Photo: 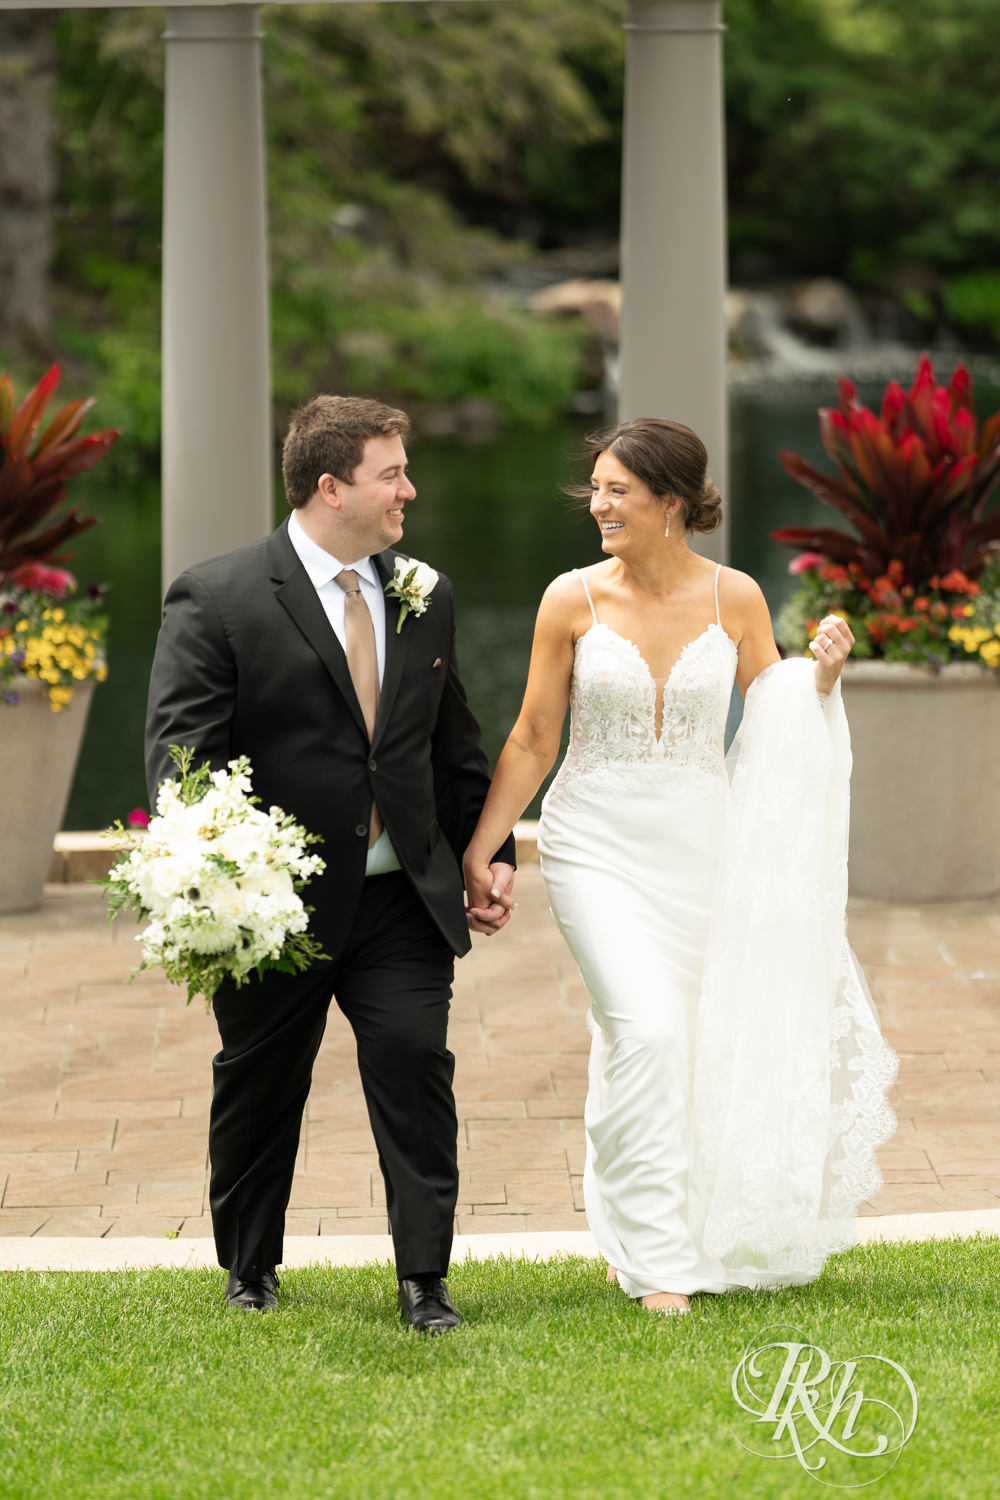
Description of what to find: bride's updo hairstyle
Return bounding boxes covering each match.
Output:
[578,417,723,534]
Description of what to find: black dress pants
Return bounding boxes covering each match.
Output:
[208,871,457,1280]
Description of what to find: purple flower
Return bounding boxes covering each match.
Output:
[2,690,19,706]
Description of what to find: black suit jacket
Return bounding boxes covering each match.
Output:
[145,519,513,960]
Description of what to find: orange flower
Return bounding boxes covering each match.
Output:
[914,597,930,611]
[940,569,979,595]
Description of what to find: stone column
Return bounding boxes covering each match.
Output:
[161,6,272,589]
[618,0,728,561]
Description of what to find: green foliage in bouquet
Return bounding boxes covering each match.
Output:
[105,747,329,1009]
[773,357,1000,670]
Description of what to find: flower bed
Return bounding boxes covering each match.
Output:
[773,355,1000,670]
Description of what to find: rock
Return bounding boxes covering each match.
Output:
[785,278,869,347]
[528,278,622,344]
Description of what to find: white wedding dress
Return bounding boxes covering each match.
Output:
[537,567,898,1299]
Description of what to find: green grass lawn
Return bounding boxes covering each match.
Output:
[1,1239,997,1500]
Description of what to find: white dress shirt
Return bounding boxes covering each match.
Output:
[287,511,400,875]
[287,510,389,684]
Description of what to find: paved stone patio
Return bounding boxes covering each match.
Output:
[1,855,999,1242]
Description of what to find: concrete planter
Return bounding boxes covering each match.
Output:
[0,677,95,915]
[842,660,1000,900]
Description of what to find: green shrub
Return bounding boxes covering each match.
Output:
[942,269,1000,340]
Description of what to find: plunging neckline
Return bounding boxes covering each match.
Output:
[576,621,734,744]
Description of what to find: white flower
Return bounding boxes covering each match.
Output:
[385,556,439,633]
[137,852,200,911]
[215,813,270,868]
[104,748,327,1005]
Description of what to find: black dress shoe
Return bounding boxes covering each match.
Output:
[224,1268,279,1312]
[397,1275,463,1333]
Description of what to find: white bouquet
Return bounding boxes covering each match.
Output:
[104,746,327,1007]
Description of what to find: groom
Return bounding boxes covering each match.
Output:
[145,394,515,1330]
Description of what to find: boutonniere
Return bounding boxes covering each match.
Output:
[385,557,439,634]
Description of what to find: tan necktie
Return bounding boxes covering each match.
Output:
[335,568,382,847]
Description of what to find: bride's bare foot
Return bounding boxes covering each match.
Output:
[641,1291,690,1316]
[606,1264,618,1283]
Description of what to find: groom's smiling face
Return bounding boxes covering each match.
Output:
[322,434,417,559]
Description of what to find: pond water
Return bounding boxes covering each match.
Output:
[58,365,1000,827]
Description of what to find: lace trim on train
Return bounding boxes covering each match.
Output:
[689,943,898,1278]
[685,658,897,1280]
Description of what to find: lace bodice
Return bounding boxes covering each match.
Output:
[553,569,738,784]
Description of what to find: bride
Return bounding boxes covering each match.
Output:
[464,417,897,1315]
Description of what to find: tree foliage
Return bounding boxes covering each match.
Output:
[47,2,626,435]
[30,0,1000,451]
[724,0,1000,292]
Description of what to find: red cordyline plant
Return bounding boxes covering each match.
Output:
[0,367,120,708]
[772,355,1000,586]
[0,364,120,590]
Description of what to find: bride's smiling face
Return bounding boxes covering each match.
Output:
[589,450,671,553]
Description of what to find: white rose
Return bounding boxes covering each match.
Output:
[404,558,438,595]
[243,866,295,902]
[216,817,269,869]
[147,854,200,905]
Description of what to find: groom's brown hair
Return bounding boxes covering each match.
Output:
[282,395,410,508]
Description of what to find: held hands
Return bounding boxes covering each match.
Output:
[810,613,855,694]
[464,859,515,936]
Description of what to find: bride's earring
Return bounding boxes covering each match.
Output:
[664,512,671,539]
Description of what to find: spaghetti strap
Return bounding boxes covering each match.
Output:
[713,563,722,627]
[574,567,599,624]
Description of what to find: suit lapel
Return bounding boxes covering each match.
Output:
[268,522,368,741]
[373,549,407,749]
